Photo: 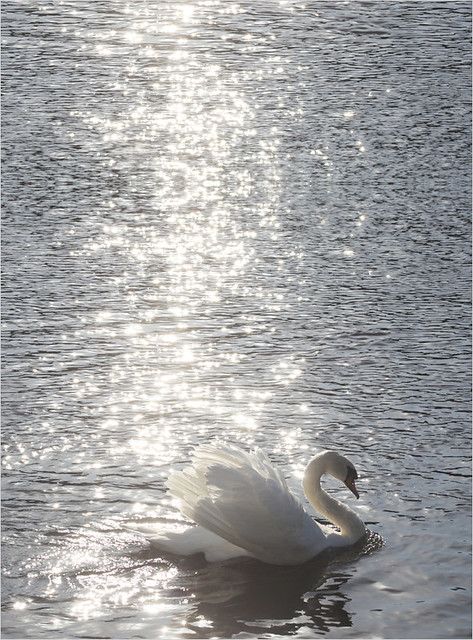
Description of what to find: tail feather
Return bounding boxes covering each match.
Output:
[147,525,251,562]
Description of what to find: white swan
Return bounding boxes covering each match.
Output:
[145,442,366,565]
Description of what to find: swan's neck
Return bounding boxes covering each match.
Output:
[303,457,366,545]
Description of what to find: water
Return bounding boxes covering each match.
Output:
[2,1,471,638]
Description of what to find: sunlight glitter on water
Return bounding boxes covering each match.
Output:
[67,1,287,468]
[2,0,471,638]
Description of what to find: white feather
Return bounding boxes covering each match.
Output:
[165,442,326,565]
[132,442,366,565]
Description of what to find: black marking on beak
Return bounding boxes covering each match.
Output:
[344,467,359,499]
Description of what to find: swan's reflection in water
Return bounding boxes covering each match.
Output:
[180,556,350,637]
[159,531,383,637]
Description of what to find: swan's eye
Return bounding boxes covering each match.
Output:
[345,466,357,482]
[344,466,359,499]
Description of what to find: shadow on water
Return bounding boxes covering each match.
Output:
[155,531,384,638]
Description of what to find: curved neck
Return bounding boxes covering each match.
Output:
[303,456,365,545]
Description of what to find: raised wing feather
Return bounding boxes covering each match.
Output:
[166,442,325,564]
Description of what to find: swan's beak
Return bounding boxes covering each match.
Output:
[344,466,359,499]
[344,478,359,499]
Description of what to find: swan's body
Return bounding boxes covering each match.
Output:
[144,442,366,565]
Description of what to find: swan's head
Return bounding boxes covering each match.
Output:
[311,450,360,499]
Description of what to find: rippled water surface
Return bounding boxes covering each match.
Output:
[2,1,471,638]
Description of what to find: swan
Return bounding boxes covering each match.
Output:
[143,442,366,566]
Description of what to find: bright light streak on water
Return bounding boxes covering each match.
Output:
[2,1,471,639]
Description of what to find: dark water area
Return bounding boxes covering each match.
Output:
[2,1,471,638]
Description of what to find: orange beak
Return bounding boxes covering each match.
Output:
[344,478,359,499]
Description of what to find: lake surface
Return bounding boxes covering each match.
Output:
[2,1,471,638]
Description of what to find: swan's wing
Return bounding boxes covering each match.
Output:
[167,442,325,564]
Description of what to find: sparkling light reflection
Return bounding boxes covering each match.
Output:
[3,1,471,638]
[66,0,293,478]
[37,4,303,625]
[4,0,388,635]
